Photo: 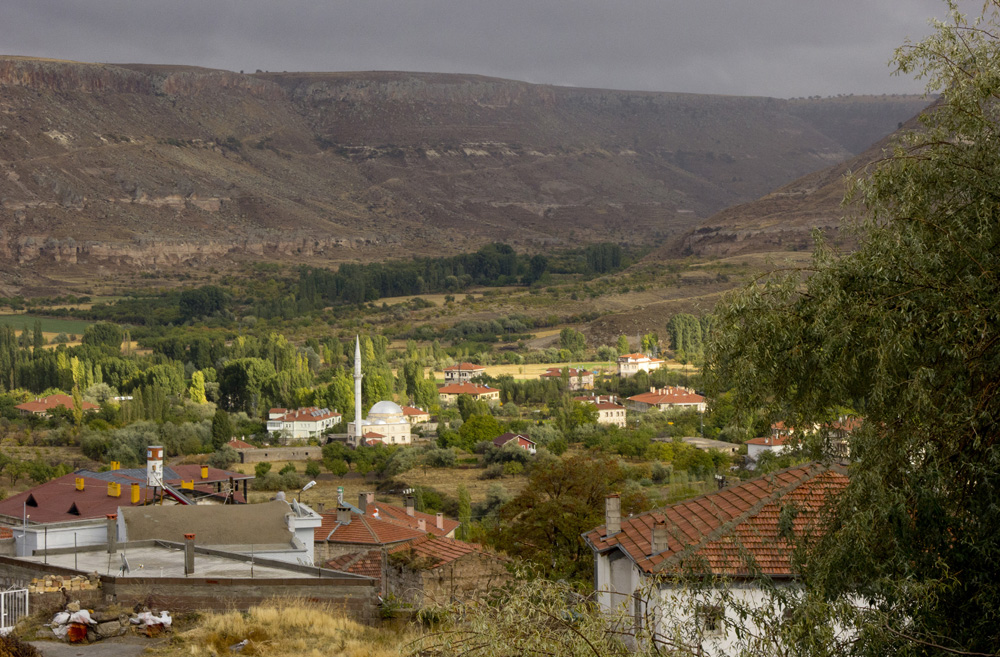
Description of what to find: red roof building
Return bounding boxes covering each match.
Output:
[627,386,706,413]
[585,463,846,579]
[492,432,537,454]
[266,406,341,443]
[15,394,98,417]
[227,438,256,450]
[0,465,253,526]
[437,382,500,403]
[540,367,595,390]
[442,362,486,383]
[401,406,431,423]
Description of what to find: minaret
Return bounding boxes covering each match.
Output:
[354,336,363,444]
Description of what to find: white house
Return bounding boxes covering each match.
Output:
[594,402,627,427]
[266,407,341,442]
[617,353,664,377]
[539,367,595,390]
[442,362,486,383]
[583,463,848,655]
[347,401,412,447]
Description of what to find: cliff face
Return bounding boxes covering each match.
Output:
[0,57,931,287]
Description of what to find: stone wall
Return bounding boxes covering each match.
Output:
[386,552,510,607]
[238,446,321,463]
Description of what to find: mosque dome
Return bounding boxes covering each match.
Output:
[368,401,404,417]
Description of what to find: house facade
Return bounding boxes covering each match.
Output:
[539,367,595,390]
[492,432,537,454]
[266,407,341,442]
[617,353,664,377]
[627,386,706,413]
[442,362,486,383]
[583,463,848,655]
[437,382,500,404]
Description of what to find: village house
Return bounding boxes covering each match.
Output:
[327,533,510,606]
[15,394,98,418]
[492,432,537,454]
[627,386,706,413]
[401,405,431,424]
[442,362,486,383]
[0,447,253,557]
[314,493,459,563]
[539,366,595,390]
[266,407,341,443]
[347,401,412,447]
[617,353,664,377]
[583,463,848,655]
[437,382,501,404]
[574,395,627,427]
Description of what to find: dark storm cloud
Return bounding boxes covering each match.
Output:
[2,0,949,97]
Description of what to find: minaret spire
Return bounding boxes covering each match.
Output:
[354,335,363,444]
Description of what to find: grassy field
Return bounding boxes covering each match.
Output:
[0,314,92,335]
[480,361,615,379]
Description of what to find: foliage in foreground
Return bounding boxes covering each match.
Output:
[708,3,1000,655]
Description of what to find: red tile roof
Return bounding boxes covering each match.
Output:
[325,535,495,581]
[402,406,429,416]
[315,511,427,545]
[16,394,98,414]
[584,463,847,578]
[618,353,663,362]
[437,382,499,396]
[628,387,704,406]
[368,501,461,538]
[0,466,251,524]
[746,435,791,446]
[594,402,625,410]
[540,367,591,378]
[270,406,340,422]
[227,438,256,449]
[443,363,485,372]
[492,432,535,448]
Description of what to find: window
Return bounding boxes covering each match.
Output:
[696,603,725,635]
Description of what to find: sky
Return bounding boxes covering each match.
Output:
[3,0,950,98]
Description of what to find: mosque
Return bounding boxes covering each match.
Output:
[346,337,412,448]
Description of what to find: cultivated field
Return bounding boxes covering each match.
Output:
[0,314,92,335]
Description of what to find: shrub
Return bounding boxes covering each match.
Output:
[279,463,296,475]
[255,462,272,478]
[207,445,238,470]
[305,460,321,477]
[502,461,524,476]
[479,464,504,480]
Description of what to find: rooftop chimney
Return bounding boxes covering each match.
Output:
[184,533,195,575]
[651,520,669,555]
[404,496,415,517]
[106,514,117,554]
[337,505,352,525]
[358,491,375,513]
[605,494,621,536]
[436,512,444,530]
[417,518,426,532]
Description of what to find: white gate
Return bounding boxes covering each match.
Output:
[0,589,28,635]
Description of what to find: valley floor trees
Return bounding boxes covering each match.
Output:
[707,2,1000,654]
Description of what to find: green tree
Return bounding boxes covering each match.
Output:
[31,320,43,350]
[707,6,1000,653]
[81,322,123,350]
[490,455,648,582]
[456,485,472,540]
[558,328,586,357]
[189,370,208,404]
[458,414,502,450]
[615,335,629,355]
[211,409,233,450]
[254,462,272,478]
[218,357,276,414]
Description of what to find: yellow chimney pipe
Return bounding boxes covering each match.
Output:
[131,483,141,504]
[75,477,84,491]
[200,465,208,479]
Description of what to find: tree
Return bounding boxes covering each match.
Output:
[254,462,272,478]
[31,320,43,350]
[490,455,648,582]
[81,322,123,350]
[616,334,629,355]
[207,445,238,470]
[189,370,208,404]
[456,485,472,541]
[218,357,275,414]
[707,5,1000,653]
[558,327,586,357]
[458,414,502,450]
[211,409,233,450]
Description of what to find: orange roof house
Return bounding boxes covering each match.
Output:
[16,394,98,417]
[627,386,706,413]
[583,463,847,648]
[442,362,486,383]
[437,382,500,403]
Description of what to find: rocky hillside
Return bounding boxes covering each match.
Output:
[0,56,930,287]
[663,108,929,259]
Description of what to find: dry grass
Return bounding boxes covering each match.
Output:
[152,598,411,657]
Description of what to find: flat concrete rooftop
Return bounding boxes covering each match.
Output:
[24,545,317,579]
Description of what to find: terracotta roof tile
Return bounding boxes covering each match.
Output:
[16,394,98,414]
[584,463,847,578]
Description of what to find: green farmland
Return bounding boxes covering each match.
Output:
[0,314,93,335]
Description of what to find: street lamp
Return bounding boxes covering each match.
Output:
[299,480,316,504]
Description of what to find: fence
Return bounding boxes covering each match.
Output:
[0,588,28,634]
